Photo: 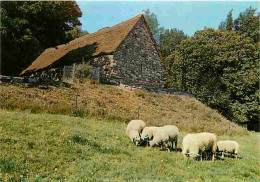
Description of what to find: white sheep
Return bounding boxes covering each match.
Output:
[163,125,179,150]
[149,127,170,151]
[140,126,158,146]
[217,140,239,159]
[128,130,140,145]
[126,120,146,144]
[182,132,217,161]
[140,126,157,140]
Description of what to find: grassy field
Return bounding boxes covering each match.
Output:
[0,80,244,135]
[0,110,259,182]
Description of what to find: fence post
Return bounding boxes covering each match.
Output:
[137,107,140,119]
[62,66,65,82]
[72,63,75,83]
[193,113,194,128]
[75,94,78,109]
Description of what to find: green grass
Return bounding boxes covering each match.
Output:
[0,110,259,181]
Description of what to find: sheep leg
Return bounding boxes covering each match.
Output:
[212,153,215,161]
[135,140,139,146]
[175,141,178,151]
[165,142,170,152]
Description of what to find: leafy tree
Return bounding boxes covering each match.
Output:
[159,28,187,58]
[218,20,226,31]
[143,9,164,44]
[234,7,259,43]
[67,26,88,40]
[1,1,83,75]
[165,28,259,131]
[226,10,234,31]
[219,7,259,43]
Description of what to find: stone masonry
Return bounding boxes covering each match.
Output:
[91,17,164,87]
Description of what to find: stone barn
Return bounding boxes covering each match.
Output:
[21,14,164,87]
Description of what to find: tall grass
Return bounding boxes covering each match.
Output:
[0,79,245,135]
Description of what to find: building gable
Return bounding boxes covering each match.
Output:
[21,14,144,75]
[112,16,164,87]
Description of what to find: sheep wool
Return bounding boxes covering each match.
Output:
[140,126,157,140]
[126,120,146,136]
[217,140,239,159]
[126,120,146,144]
[128,130,140,143]
[149,127,170,151]
[182,132,217,161]
[163,125,179,150]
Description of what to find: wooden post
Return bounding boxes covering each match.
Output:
[137,107,140,119]
[193,113,195,128]
[244,124,248,131]
[71,63,76,84]
[75,94,78,109]
[62,66,65,82]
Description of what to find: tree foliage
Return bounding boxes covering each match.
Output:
[165,8,259,131]
[159,28,187,58]
[234,7,259,43]
[1,1,83,75]
[218,20,226,31]
[143,9,187,58]
[143,9,164,44]
[226,10,234,31]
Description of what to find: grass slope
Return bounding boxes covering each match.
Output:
[0,80,244,134]
[0,110,259,181]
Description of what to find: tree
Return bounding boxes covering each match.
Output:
[1,1,83,75]
[143,9,164,44]
[234,7,259,43]
[218,20,226,31]
[165,27,259,131]
[226,10,234,31]
[66,26,88,40]
[159,28,187,58]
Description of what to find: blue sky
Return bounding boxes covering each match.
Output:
[77,1,259,36]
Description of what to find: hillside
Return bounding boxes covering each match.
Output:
[0,110,259,181]
[0,79,245,135]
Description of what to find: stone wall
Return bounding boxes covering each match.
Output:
[30,17,165,87]
[113,17,164,87]
[27,67,63,85]
[90,55,117,84]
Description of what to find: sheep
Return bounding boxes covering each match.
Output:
[163,125,179,150]
[149,127,170,151]
[140,126,158,146]
[182,132,217,161]
[128,130,141,145]
[217,140,239,159]
[126,120,146,145]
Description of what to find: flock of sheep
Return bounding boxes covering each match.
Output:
[126,120,240,161]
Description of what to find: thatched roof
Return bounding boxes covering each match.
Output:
[21,14,158,75]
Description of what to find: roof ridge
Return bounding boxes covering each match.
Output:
[21,14,145,75]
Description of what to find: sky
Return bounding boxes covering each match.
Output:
[77,1,259,36]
